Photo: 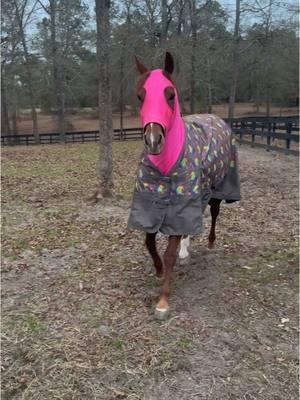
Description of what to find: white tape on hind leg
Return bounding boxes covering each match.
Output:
[179,236,190,259]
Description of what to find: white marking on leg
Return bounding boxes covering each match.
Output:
[179,236,190,259]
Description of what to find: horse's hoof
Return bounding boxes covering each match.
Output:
[179,252,189,260]
[208,242,215,249]
[154,307,170,320]
[155,298,170,320]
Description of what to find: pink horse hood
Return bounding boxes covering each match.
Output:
[140,69,185,176]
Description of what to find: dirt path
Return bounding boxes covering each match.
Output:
[2,143,298,399]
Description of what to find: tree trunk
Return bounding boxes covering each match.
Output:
[12,109,18,135]
[95,0,114,198]
[189,0,197,114]
[228,0,240,123]
[13,0,39,144]
[264,11,272,118]
[177,1,183,35]
[161,0,168,44]
[206,55,212,113]
[11,75,19,135]
[190,39,196,114]
[266,85,271,117]
[49,0,66,143]
[255,83,260,113]
[1,79,11,140]
[120,53,124,137]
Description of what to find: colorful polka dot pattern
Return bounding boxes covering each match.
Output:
[135,114,237,196]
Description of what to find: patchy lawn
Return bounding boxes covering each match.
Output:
[2,142,299,399]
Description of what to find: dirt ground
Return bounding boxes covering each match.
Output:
[1,141,299,399]
[16,103,299,134]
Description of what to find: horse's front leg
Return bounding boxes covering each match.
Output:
[155,235,181,319]
[145,232,163,278]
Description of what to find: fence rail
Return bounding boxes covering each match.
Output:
[230,116,299,155]
[1,116,299,155]
[1,127,144,146]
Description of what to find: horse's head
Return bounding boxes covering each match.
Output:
[135,52,178,155]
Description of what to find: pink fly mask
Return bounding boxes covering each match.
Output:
[136,53,185,175]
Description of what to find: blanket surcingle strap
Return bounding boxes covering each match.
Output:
[128,114,240,235]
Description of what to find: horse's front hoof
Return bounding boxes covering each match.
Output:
[208,241,215,249]
[154,307,170,320]
[154,298,170,320]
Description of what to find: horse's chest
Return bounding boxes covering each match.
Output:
[136,117,232,196]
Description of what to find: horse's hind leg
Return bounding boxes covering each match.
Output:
[145,232,163,278]
[208,198,221,249]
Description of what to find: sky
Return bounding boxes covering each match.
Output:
[26,0,299,39]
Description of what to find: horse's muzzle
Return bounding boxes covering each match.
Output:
[143,123,165,155]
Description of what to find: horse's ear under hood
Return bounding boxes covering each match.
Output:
[135,56,148,75]
[135,52,174,75]
[164,52,174,75]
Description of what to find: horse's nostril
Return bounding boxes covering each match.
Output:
[157,135,162,145]
[144,136,149,146]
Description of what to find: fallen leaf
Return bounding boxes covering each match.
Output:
[281,318,290,324]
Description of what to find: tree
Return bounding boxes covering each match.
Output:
[228,0,241,121]
[13,0,40,143]
[1,77,11,138]
[36,0,89,142]
[2,0,299,133]
[1,0,22,138]
[95,0,114,198]
[188,0,197,114]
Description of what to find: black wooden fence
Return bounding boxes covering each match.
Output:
[1,116,299,155]
[1,127,144,146]
[230,116,299,156]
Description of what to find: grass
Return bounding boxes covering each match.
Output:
[3,312,47,336]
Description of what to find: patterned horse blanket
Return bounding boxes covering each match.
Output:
[128,114,240,235]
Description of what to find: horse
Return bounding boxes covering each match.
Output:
[128,52,240,320]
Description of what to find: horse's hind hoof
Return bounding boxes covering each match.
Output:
[154,307,170,320]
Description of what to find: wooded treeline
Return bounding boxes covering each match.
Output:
[1,0,299,136]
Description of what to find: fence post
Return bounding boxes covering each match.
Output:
[286,122,292,155]
[261,121,265,140]
[251,121,256,148]
[266,121,271,151]
[266,122,276,151]
[239,120,244,145]
[272,122,276,144]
